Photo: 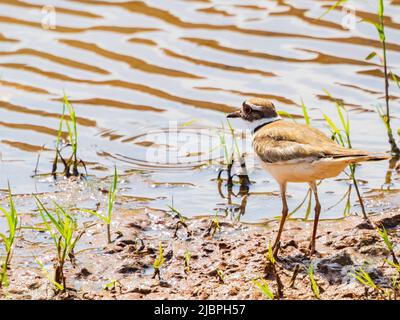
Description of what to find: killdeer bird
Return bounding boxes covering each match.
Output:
[227,98,388,255]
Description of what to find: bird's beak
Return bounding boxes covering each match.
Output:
[226,109,242,118]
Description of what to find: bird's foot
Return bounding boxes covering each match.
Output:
[272,241,281,258]
[308,242,316,257]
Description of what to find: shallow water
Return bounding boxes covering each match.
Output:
[1,0,400,224]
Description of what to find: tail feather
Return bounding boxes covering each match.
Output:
[334,153,390,164]
[329,146,390,161]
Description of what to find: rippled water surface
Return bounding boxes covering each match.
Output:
[1,0,400,224]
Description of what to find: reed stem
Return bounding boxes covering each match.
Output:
[107,224,111,244]
[381,11,400,155]
[351,167,368,221]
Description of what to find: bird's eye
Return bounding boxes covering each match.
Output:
[243,104,252,114]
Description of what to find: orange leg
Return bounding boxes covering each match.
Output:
[308,181,321,256]
[273,182,288,256]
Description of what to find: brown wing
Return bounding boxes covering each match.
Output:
[253,121,369,163]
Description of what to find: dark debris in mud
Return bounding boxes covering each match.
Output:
[1,207,400,300]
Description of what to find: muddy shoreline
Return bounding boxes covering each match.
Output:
[2,201,400,300]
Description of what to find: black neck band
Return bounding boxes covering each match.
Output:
[253,118,281,134]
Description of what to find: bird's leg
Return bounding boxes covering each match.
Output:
[308,181,321,256]
[273,182,288,257]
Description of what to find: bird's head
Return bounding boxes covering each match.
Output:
[227,98,280,131]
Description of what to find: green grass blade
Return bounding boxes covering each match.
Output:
[154,242,165,270]
[35,259,64,291]
[81,209,107,223]
[309,261,320,299]
[318,0,348,19]
[301,98,310,125]
[379,0,384,18]
[253,277,274,300]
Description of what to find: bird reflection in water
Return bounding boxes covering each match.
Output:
[217,155,251,222]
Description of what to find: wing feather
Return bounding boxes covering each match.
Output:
[253,121,368,163]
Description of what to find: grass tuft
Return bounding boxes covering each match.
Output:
[321,0,400,155]
[167,200,191,238]
[35,196,84,294]
[152,242,165,280]
[52,93,87,178]
[322,90,368,221]
[83,166,118,244]
[253,277,275,300]
[0,185,18,288]
[184,250,191,274]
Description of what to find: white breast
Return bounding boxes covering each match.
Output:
[259,157,350,184]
